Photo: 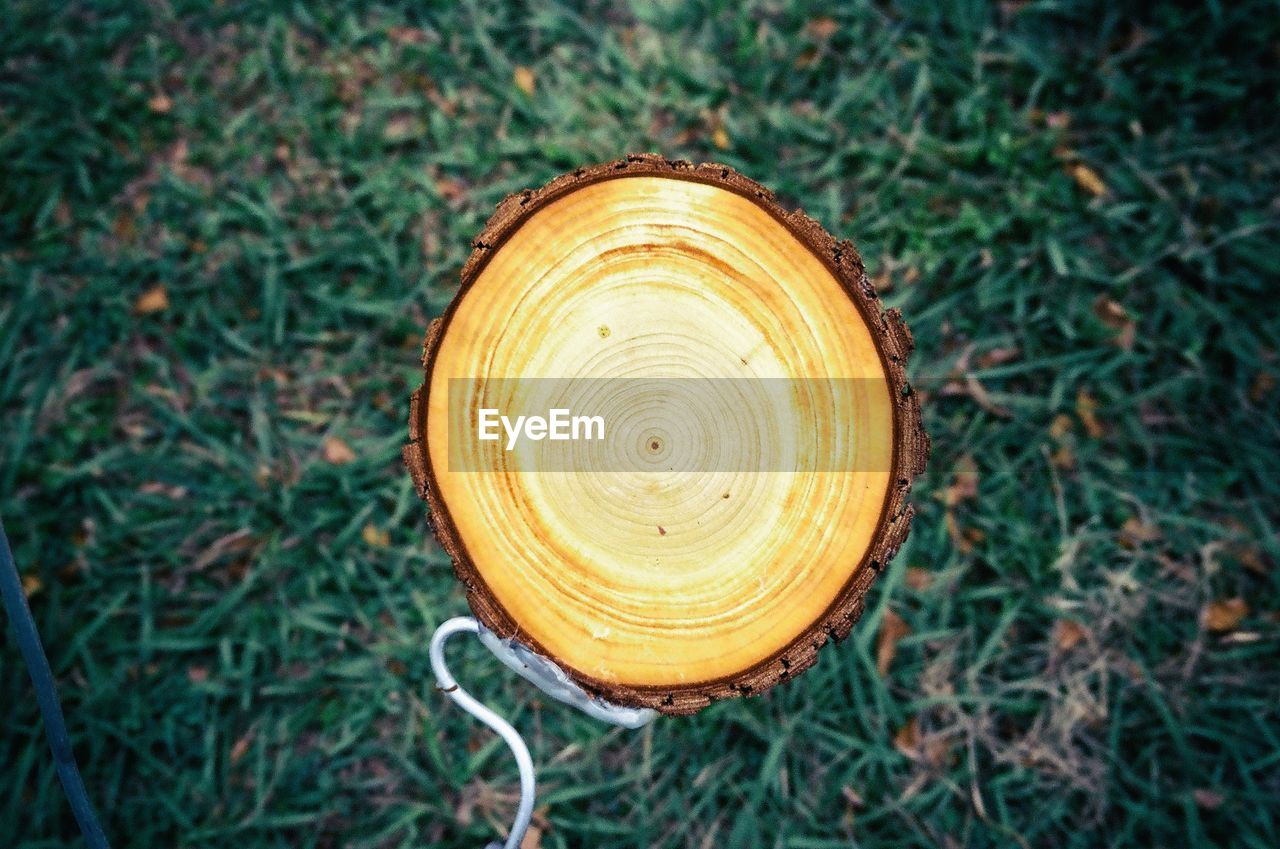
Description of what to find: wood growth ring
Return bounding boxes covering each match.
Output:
[404,154,928,715]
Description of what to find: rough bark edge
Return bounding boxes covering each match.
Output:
[403,153,930,715]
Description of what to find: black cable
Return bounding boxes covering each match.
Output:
[0,517,110,848]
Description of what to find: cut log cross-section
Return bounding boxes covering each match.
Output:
[404,155,928,715]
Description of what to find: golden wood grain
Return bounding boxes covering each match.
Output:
[406,156,927,713]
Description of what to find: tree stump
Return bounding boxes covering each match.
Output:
[405,155,928,714]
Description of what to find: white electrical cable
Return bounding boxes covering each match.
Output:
[429,617,535,849]
[429,615,656,849]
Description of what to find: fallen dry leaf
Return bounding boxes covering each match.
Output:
[904,567,932,591]
[1233,544,1271,576]
[323,436,356,465]
[943,455,979,506]
[806,17,839,39]
[1076,390,1105,438]
[946,511,976,555]
[191,529,257,573]
[514,65,536,96]
[1092,295,1128,328]
[1158,553,1197,583]
[388,26,428,45]
[1045,111,1071,130]
[793,46,820,70]
[148,93,173,114]
[876,609,911,675]
[941,374,1012,418]
[230,732,253,765]
[711,126,731,150]
[1202,598,1248,632]
[1095,294,1136,350]
[893,716,921,758]
[436,176,466,203]
[1249,371,1275,403]
[72,521,95,549]
[947,507,983,555]
[1050,443,1076,470]
[1053,619,1088,652]
[925,736,952,768]
[977,346,1020,368]
[1093,294,1136,350]
[113,210,138,243]
[134,285,169,314]
[424,82,457,117]
[1049,413,1074,440]
[893,719,949,767]
[1000,0,1031,19]
[1070,162,1108,197]
[1120,516,1162,547]
[139,481,189,500]
[870,266,893,293]
[1193,788,1224,810]
[22,573,42,596]
[362,523,390,548]
[188,666,209,683]
[383,114,415,141]
[519,824,542,849]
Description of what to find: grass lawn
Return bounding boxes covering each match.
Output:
[3,1,1279,847]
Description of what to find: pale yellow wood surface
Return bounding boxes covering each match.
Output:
[426,175,893,688]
